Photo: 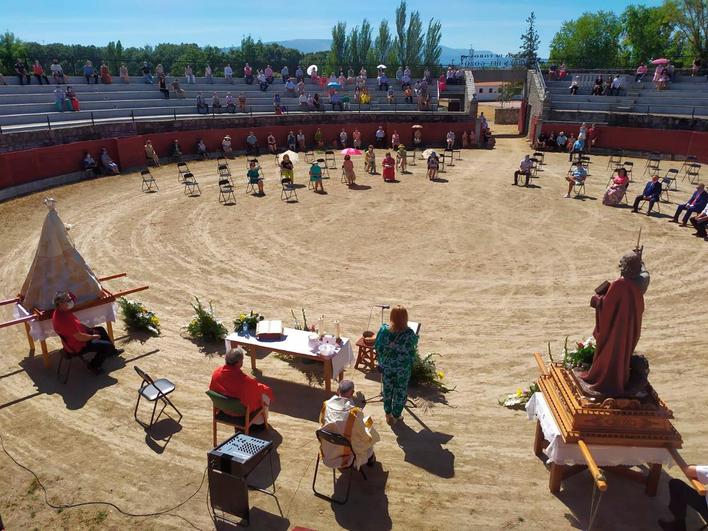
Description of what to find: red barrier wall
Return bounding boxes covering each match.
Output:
[0,120,476,190]
[538,122,708,163]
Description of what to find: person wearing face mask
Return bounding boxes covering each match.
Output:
[51,291,123,374]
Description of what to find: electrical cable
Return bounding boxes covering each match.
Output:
[0,432,208,531]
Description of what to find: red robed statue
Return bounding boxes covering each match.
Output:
[578,250,650,397]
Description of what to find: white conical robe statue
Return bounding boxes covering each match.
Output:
[20,198,103,311]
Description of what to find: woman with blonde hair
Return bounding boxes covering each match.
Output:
[374,305,419,425]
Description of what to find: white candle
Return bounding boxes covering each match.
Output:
[318,315,325,337]
[334,320,341,339]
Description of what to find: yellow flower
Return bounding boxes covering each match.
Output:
[516,388,523,397]
[436,370,445,380]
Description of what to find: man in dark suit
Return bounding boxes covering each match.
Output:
[658,464,708,531]
[671,183,708,226]
[631,175,662,215]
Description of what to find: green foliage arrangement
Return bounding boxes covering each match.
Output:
[185,297,227,342]
[562,336,596,370]
[410,349,453,392]
[233,311,265,332]
[499,383,540,409]
[117,297,160,335]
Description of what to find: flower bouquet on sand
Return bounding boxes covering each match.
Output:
[118,297,160,335]
[499,383,540,409]
[185,297,227,342]
[234,310,265,332]
[410,350,454,392]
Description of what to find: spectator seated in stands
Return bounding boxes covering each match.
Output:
[171,79,185,98]
[387,87,395,104]
[274,103,284,115]
[603,168,630,206]
[82,60,97,84]
[224,64,233,83]
[247,161,264,195]
[359,87,370,105]
[631,175,662,215]
[378,72,389,91]
[100,148,119,174]
[196,138,208,160]
[657,70,669,91]
[534,132,548,150]
[145,140,160,167]
[119,64,129,83]
[158,77,170,98]
[297,79,305,96]
[50,59,65,84]
[592,76,604,96]
[545,131,558,150]
[204,64,213,84]
[298,92,308,109]
[222,135,233,158]
[184,64,195,84]
[285,77,296,96]
[14,59,31,85]
[287,131,296,151]
[53,86,69,111]
[313,92,321,110]
[689,203,708,239]
[210,347,273,429]
[671,183,708,226]
[365,145,377,174]
[609,75,622,96]
[331,91,343,111]
[635,63,647,82]
[558,63,567,79]
[65,86,80,111]
[267,133,277,154]
[238,92,246,112]
[170,139,182,162]
[264,65,274,84]
[141,62,154,84]
[514,155,534,186]
[244,63,253,84]
[564,164,587,198]
[100,62,112,84]
[296,64,304,82]
[155,63,165,80]
[32,60,49,85]
[82,152,99,177]
[279,65,288,84]
[556,131,568,151]
[569,76,580,95]
[246,131,259,155]
[196,92,209,114]
[257,70,269,91]
[225,92,235,113]
[211,92,222,113]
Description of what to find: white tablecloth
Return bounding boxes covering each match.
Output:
[14,302,117,342]
[224,327,354,377]
[526,392,674,467]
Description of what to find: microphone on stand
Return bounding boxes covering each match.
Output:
[375,304,390,309]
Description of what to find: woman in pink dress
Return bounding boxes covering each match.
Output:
[602,168,629,206]
[382,152,396,182]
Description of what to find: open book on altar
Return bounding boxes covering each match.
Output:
[256,320,283,340]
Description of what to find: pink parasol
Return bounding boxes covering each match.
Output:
[651,58,669,65]
[340,148,362,156]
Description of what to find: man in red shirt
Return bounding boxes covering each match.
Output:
[209,347,274,426]
[51,291,123,374]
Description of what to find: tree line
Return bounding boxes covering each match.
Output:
[548,1,707,69]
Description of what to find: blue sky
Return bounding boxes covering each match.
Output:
[3,0,663,57]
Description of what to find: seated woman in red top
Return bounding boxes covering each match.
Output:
[209,347,274,427]
[382,152,396,182]
[51,291,123,374]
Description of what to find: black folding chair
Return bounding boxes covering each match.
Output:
[56,334,94,384]
[177,162,190,183]
[183,172,201,196]
[218,178,236,204]
[325,150,336,169]
[140,169,158,193]
[312,429,367,504]
[280,177,298,202]
[133,366,182,429]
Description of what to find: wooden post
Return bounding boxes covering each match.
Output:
[106,321,114,341]
[578,440,608,491]
[249,346,257,371]
[39,340,50,368]
[324,360,333,393]
[23,321,35,353]
[549,463,565,493]
[534,351,548,374]
[645,463,662,497]
[533,420,545,457]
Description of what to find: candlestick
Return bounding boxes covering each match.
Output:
[334,320,341,340]
[318,315,325,339]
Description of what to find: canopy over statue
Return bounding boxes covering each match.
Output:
[577,249,650,398]
[20,198,103,311]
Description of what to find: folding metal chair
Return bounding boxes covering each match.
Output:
[663,168,679,192]
[56,334,94,384]
[437,152,446,173]
[579,155,591,174]
[280,177,298,202]
[637,198,661,214]
[312,429,367,505]
[406,149,416,166]
[133,366,182,429]
[644,157,661,178]
[218,178,236,204]
[533,151,545,166]
[573,178,586,198]
[217,156,228,168]
[607,151,622,170]
[324,150,336,169]
[140,169,159,192]
[177,162,190,183]
[218,164,233,185]
[660,177,673,202]
[453,147,462,161]
[304,151,315,164]
[183,172,201,196]
[679,155,697,176]
[686,163,701,185]
[623,161,634,182]
[317,159,330,179]
[340,168,348,184]
[444,148,455,166]
[530,157,540,178]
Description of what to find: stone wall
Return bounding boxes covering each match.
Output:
[494,107,520,124]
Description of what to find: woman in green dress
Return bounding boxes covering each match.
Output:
[375,305,418,425]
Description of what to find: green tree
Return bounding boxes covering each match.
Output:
[517,12,540,68]
[549,11,624,68]
[374,21,393,64]
[621,5,677,66]
[330,22,347,72]
[345,25,360,70]
[0,32,27,74]
[670,0,708,63]
[359,19,373,68]
[422,18,442,67]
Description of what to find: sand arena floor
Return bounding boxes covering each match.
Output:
[0,124,707,530]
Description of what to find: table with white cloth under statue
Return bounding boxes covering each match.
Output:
[224,328,354,393]
[14,301,116,368]
[526,392,674,494]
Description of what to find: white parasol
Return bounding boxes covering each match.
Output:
[422,149,437,159]
[377,64,387,69]
[307,65,318,76]
[278,150,299,163]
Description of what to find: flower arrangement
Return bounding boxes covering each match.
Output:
[185,297,227,342]
[499,383,540,409]
[291,308,316,332]
[563,336,596,370]
[117,297,160,335]
[233,311,265,332]
[410,350,453,392]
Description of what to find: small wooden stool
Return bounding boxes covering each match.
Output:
[354,337,377,372]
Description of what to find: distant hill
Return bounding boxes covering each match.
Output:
[272,39,501,66]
